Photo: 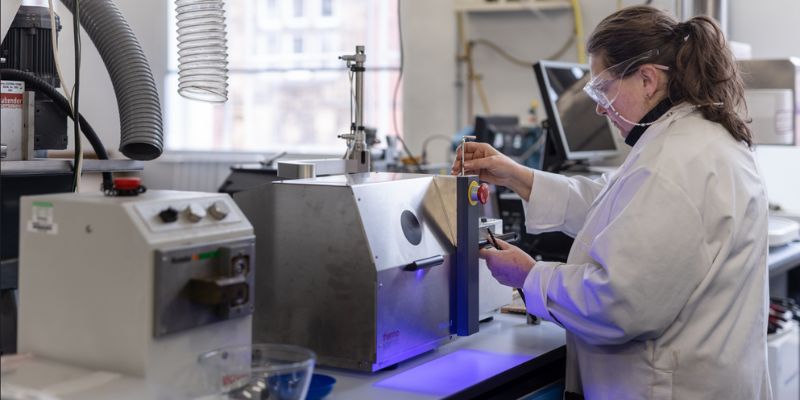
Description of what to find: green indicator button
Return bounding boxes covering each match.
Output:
[198,250,220,260]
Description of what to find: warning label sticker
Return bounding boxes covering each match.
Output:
[1,80,25,109]
[27,201,59,235]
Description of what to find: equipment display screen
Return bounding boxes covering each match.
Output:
[537,62,619,160]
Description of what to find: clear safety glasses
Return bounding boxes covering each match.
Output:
[583,49,670,111]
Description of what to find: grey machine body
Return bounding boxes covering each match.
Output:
[236,172,488,372]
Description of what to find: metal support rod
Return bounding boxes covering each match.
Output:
[354,50,364,131]
[338,46,369,171]
[460,135,476,177]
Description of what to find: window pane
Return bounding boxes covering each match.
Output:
[165,69,401,152]
[322,0,333,17]
[166,0,401,153]
[293,0,303,18]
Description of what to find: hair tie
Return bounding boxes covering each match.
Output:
[675,22,691,42]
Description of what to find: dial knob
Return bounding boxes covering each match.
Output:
[207,201,230,220]
[158,207,179,223]
[184,203,206,223]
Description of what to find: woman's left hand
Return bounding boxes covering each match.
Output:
[479,239,536,288]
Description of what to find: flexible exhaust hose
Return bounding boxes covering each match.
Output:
[60,0,163,161]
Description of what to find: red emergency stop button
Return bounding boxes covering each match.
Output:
[114,177,141,191]
[477,183,489,204]
[106,177,147,197]
[468,181,489,206]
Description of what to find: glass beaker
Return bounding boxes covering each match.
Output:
[197,343,316,400]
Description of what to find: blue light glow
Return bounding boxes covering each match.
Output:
[373,349,533,396]
[415,268,425,281]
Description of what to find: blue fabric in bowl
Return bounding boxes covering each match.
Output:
[306,374,336,400]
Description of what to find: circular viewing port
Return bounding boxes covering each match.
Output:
[400,210,422,246]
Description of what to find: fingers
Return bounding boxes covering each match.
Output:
[450,142,502,176]
[494,238,511,250]
[463,156,495,175]
[451,144,472,175]
[478,246,497,259]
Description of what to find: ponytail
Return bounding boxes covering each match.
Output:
[670,17,752,146]
[587,7,753,147]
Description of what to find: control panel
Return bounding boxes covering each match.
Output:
[135,198,242,233]
[153,238,255,337]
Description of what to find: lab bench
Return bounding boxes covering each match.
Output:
[0,313,567,400]
[3,244,797,399]
[319,313,566,399]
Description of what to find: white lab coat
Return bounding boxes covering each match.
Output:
[522,103,771,399]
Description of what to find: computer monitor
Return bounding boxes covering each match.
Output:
[533,60,619,163]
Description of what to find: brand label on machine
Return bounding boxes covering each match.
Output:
[27,201,58,235]
[382,330,400,350]
[0,80,24,109]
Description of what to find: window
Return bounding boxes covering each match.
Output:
[293,0,304,18]
[293,36,303,53]
[321,0,333,17]
[165,0,401,153]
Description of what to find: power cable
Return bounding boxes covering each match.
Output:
[421,134,455,164]
[47,0,72,104]
[71,0,83,191]
[1,68,112,189]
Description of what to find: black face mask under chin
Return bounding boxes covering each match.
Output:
[624,98,674,147]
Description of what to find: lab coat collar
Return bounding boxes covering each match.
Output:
[625,98,675,147]
[589,103,697,207]
[628,102,697,153]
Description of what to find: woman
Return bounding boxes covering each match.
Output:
[453,6,770,400]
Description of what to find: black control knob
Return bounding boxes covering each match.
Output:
[158,207,179,223]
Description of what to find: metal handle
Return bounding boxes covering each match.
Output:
[478,232,519,248]
[188,275,249,307]
[404,255,445,271]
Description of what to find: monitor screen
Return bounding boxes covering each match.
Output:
[534,61,619,161]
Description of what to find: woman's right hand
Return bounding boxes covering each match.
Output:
[451,142,519,186]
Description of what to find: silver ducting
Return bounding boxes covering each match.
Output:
[676,0,729,36]
[60,0,163,161]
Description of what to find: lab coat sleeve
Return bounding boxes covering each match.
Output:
[523,170,607,237]
[522,170,711,346]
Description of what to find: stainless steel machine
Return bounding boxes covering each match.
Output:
[17,190,254,387]
[739,58,800,146]
[235,172,497,372]
[232,44,510,372]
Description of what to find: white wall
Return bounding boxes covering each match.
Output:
[399,0,457,163]
[402,0,674,165]
[730,1,800,210]
[403,0,800,209]
[50,0,799,206]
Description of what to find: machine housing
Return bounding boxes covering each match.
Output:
[18,190,254,385]
[235,172,488,372]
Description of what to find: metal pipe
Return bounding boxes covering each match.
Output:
[354,46,364,131]
[677,0,728,37]
[338,46,369,171]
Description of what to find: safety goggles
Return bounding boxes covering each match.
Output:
[583,49,670,110]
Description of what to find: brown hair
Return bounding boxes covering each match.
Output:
[587,6,752,146]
